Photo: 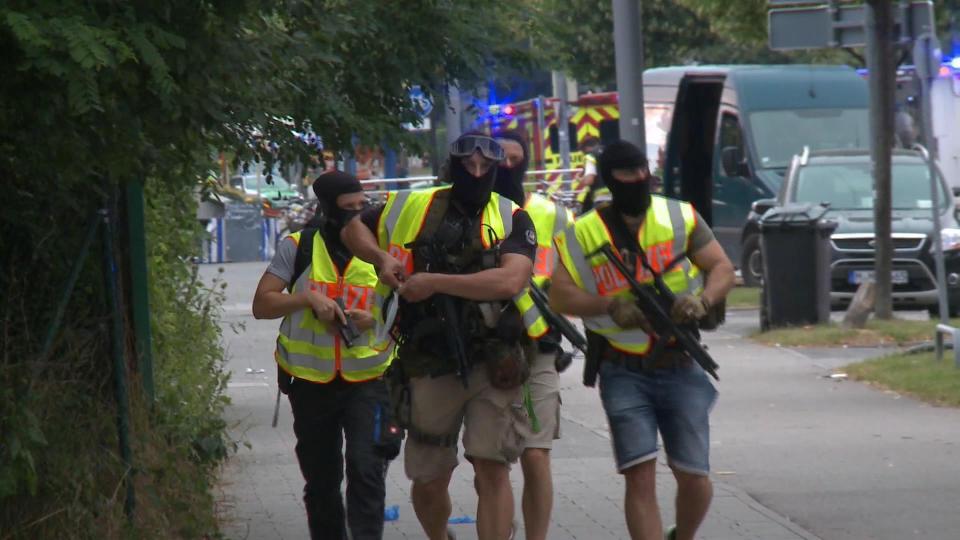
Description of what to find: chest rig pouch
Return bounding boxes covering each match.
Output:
[396,192,527,387]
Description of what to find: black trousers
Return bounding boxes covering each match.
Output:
[287,376,390,540]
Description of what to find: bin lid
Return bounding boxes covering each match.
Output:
[759,203,831,227]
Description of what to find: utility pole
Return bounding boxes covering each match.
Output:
[445,84,463,148]
[865,0,896,319]
[552,71,572,187]
[612,0,646,150]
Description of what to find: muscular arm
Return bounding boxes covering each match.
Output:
[252,273,308,320]
[689,239,735,307]
[428,253,532,301]
[548,259,611,318]
[342,216,387,268]
[342,215,406,288]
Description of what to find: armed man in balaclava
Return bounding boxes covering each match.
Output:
[548,139,735,540]
[343,132,540,540]
[252,170,396,540]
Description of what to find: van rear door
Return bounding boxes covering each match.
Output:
[663,75,725,227]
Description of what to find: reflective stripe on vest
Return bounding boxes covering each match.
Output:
[372,187,547,338]
[555,196,701,355]
[275,231,392,383]
[514,194,574,338]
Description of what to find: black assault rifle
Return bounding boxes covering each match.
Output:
[588,243,719,381]
[527,280,586,373]
[405,238,472,388]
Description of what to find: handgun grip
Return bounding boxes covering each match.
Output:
[335,297,362,347]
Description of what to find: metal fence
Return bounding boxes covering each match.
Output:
[197,168,586,264]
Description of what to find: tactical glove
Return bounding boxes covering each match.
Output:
[670,294,709,324]
[607,297,652,332]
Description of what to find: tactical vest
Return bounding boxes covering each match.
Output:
[373,187,548,344]
[554,195,702,356]
[275,231,391,383]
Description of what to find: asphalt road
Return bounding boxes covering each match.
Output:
[712,309,960,540]
[208,262,960,540]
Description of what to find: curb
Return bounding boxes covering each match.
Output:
[715,482,823,540]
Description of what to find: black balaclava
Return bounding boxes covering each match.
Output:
[450,132,498,215]
[312,170,364,242]
[598,140,651,217]
[492,129,529,206]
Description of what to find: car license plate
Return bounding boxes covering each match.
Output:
[848,270,908,285]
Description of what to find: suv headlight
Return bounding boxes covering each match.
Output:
[939,228,960,251]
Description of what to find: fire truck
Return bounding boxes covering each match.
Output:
[479,92,621,192]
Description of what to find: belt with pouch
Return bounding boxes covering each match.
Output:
[601,346,692,372]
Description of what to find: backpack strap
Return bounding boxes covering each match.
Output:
[289,226,318,293]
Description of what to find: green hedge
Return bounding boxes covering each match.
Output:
[0,171,232,538]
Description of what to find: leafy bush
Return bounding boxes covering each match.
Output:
[0,169,233,538]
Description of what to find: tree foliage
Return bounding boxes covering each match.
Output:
[0,1,532,185]
[0,1,533,536]
[530,0,789,90]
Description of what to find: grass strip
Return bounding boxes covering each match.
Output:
[753,318,960,347]
[726,287,760,309]
[846,351,960,407]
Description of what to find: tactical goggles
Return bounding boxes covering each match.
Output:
[449,135,505,162]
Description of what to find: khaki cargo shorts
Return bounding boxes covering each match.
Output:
[519,350,562,449]
[403,366,527,483]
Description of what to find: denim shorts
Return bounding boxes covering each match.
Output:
[598,360,718,476]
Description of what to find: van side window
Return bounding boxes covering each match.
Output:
[719,114,744,155]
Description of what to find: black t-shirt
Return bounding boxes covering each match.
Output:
[359,201,537,261]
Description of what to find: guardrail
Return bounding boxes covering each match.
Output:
[359,169,585,198]
[935,323,960,367]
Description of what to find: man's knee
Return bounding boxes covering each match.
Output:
[673,469,712,491]
[521,447,550,464]
[412,468,454,500]
[520,448,551,476]
[472,457,510,493]
[623,459,657,498]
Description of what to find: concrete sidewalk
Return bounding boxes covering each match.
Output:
[218,369,818,540]
[212,262,821,540]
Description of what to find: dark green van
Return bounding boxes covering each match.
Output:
[642,65,869,285]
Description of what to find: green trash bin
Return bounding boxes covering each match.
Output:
[759,203,836,330]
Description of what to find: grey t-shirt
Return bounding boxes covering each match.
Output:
[266,236,298,285]
[688,210,716,255]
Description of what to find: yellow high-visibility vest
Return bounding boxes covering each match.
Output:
[275,231,392,383]
[554,196,702,355]
[373,186,548,338]
[525,193,574,286]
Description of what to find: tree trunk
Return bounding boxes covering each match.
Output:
[843,281,876,329]
[865,0,896,319]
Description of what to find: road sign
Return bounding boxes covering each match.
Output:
[409,85,433,117]
[912,33,942,81]
[769,1,934,50]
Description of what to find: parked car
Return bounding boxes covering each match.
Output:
[228,172,300,204]
[743,148,960,315]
